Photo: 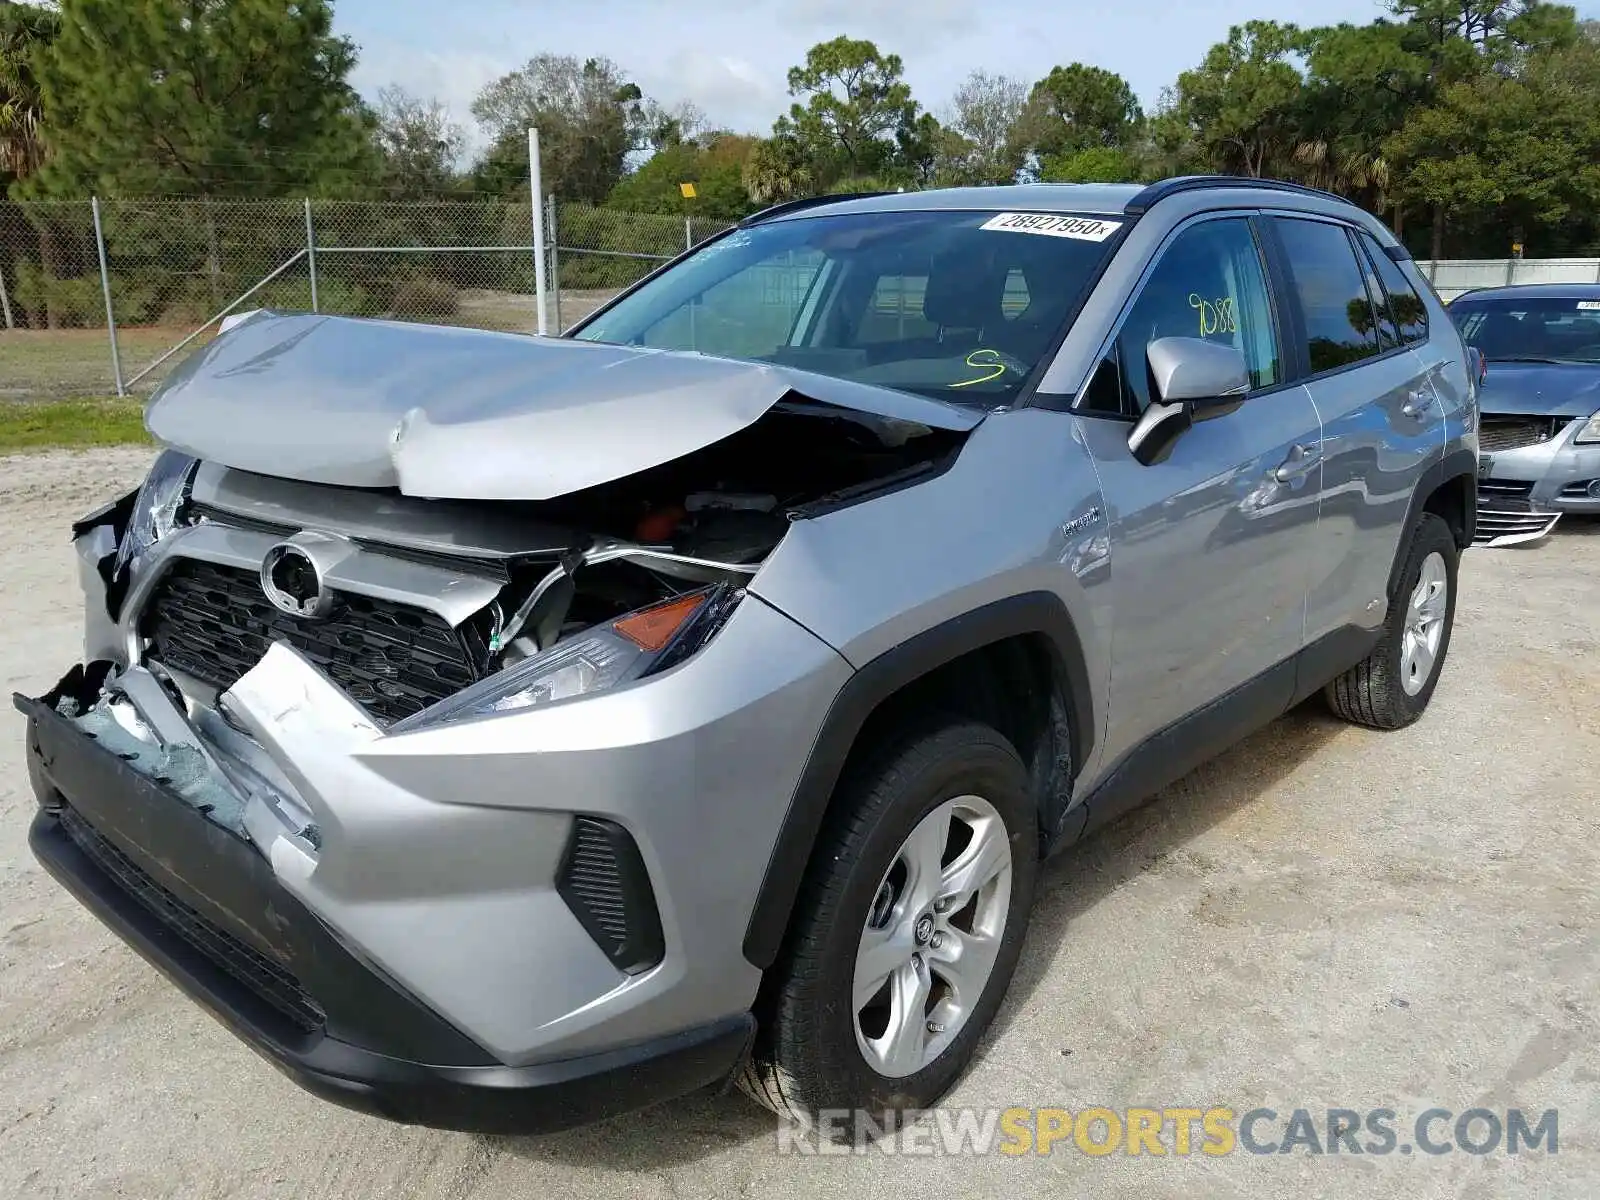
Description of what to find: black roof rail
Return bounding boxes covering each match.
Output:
[1124,175,1356,216]
[739,191,892,226]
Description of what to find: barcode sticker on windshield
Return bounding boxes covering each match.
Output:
[1577,300,1600,310]
[980,213,1123,241]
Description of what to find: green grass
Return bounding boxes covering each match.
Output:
[0,396,150,454]
[0,326,198,397]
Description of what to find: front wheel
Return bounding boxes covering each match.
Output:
[740,719,1038,1129]
[1325,512,1459,729]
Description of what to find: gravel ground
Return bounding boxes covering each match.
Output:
[1,447,1596,1200]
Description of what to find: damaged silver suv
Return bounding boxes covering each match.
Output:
[20,178,1478,1134]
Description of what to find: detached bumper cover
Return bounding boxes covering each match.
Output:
[19,692,753,1134]
[1472,496,1563,547]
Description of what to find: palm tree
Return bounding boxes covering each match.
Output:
[0,4,59,329]
[0,2,56,180]
[742,137,812,205]
[1292,138,1391,210]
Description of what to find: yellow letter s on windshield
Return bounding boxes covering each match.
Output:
[950,348,1008,389]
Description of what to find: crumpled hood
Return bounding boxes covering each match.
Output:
[1479,362,1600,419]
[146,311,982,500]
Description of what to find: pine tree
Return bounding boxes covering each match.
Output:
[24,0,376,198]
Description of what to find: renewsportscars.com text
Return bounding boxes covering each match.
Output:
[777,1105,1559,1158]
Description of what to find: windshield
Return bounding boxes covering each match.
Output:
[568,209,1124,405]
[1449,296,1600,364]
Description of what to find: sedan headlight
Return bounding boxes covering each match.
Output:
[394,584,742,729]
[114,449,198,576]
[1576,409,1600,444]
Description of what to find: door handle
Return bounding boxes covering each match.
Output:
[1401,388,1432,418]
[1273,443,1322,483]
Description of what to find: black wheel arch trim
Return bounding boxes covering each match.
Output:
[1388,447,1477,600]
[742,591,1095,970]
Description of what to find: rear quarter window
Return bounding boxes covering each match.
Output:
[1359,232,1429,344]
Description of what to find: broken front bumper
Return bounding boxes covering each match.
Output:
[1476,429,1600,546]
[22,546,850,1131]
[34,473,854,1129]
[20,688,753,1132]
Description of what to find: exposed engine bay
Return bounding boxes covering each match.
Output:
[513,404,963,652]
[35,301,982,865]
[104,401,965,734]
[83,307,984,734]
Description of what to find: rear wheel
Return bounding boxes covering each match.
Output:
[1325,512,1458,729]
[740,719,1037,1130]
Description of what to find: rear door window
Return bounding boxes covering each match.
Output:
[1273,218,1385,374]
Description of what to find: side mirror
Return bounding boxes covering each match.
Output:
[1128,337,1251,466]
[1148,336,1250,404]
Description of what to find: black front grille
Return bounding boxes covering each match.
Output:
[144,559,481,725]
[58,805,325,1034]
[1479,416,1562,453]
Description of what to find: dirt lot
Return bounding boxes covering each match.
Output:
[1,447,1596,1200]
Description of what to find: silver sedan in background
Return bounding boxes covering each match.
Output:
[1447,284,1600,545]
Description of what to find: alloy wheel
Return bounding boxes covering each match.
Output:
[1401,550,1449,696]
[852,795,1013,1079]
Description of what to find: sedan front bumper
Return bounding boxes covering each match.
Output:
[1476,421,1600,545]
[20,691,754,1133]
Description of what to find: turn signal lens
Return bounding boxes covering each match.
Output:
[612,592,706,651]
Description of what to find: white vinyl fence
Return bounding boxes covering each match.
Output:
[1419,258,1600,302]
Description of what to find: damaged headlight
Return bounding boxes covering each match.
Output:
[114,449,199,576]
[393,584,742,729]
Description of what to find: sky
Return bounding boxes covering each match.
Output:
[338,0,1397,150]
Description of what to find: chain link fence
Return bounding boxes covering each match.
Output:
[547,204,734,330]
[15,194,1599,400]
[0,196,737,398]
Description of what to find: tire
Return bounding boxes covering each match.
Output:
[1325,512,1458,730]
[739,718,1038,1132]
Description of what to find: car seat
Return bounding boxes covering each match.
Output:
[917,246,1008,352]
[985,263,1072,369]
